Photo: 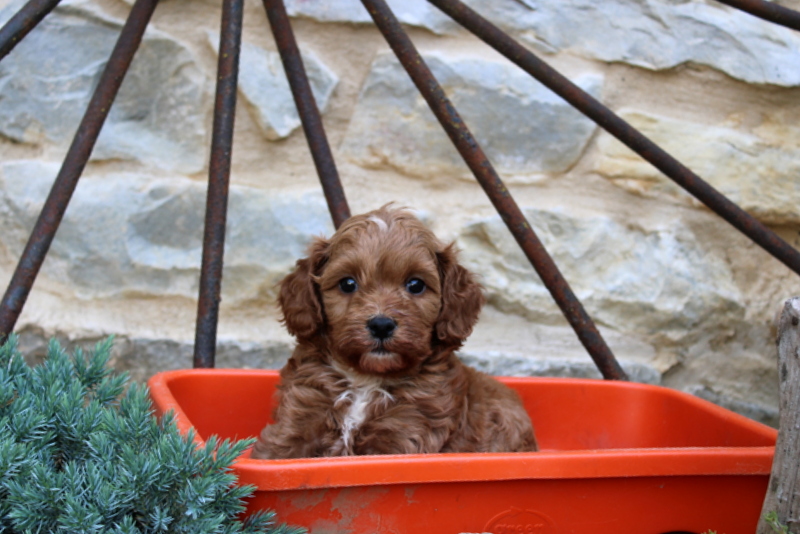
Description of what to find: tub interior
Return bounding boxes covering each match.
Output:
[160,371,775,452]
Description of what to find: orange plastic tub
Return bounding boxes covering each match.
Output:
[148,369,776,534]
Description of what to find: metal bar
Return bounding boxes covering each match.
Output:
[0,0,159,337]
[360,0,628,380]
[0,0,62,61]
[193,0,243,369]
[715,0,800,32]
[262,0,350,229]
[428,0,800,278]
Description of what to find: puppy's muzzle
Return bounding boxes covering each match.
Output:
[367,315,397,340]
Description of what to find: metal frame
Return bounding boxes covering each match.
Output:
[194,0,244,369]
[0,0,798,381]
[0,0,159,336]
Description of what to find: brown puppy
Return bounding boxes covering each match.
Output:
[252,205,537,459]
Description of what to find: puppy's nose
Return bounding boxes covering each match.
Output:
[367,315,397,340]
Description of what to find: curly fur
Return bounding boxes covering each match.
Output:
[252,205,537,459]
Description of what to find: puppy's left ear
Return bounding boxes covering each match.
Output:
[434,243,485,348]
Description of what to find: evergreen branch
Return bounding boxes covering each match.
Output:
[0,335,305,534]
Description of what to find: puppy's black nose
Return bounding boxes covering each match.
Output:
[367,315,397,340]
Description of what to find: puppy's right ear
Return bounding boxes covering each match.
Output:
[278,238,330,340]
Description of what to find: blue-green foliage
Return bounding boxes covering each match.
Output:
[0,336,304,534]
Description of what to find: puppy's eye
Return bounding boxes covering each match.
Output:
[338,277,358,293]
[405,278,426,295]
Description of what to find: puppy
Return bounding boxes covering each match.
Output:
[252,205,537,459]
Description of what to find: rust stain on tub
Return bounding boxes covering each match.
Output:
[330,486,391,533]
[331,486,390,516]
[404,485,419,504]
[279,488,329,510]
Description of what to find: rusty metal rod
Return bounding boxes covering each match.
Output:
[715,0,800,32]
[361,0,628,380]
[193,0,243,369]
[428,0,800,278]
[0,0,159,337]
[263,0,350,229]
[0,0,62,61]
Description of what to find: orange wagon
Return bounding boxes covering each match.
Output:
[149,369,776,534]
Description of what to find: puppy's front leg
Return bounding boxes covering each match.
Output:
[252,407,330,459]
[353,405,456,455]
[252,361,342,459]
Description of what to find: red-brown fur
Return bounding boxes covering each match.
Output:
[252,206,537,459]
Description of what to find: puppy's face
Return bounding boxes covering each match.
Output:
[317,215,443,374]
[278,207,484,377]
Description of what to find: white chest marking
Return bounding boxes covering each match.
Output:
[333,364,393,451]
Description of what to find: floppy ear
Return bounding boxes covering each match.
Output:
[278,238,330,340]
[434,243,485,348]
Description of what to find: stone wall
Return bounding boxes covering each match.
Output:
[1,0,799,425]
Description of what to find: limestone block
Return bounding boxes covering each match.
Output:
[512,0,800,86]
[341,53,601,179]
[285,0,800,87]
[0,4,206,173]
[0,161,333,301]
[595,110,800,225]
[472,0,800,87]
[458,208,743,342]
[284,0,456,34]
[207,34,338,141]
